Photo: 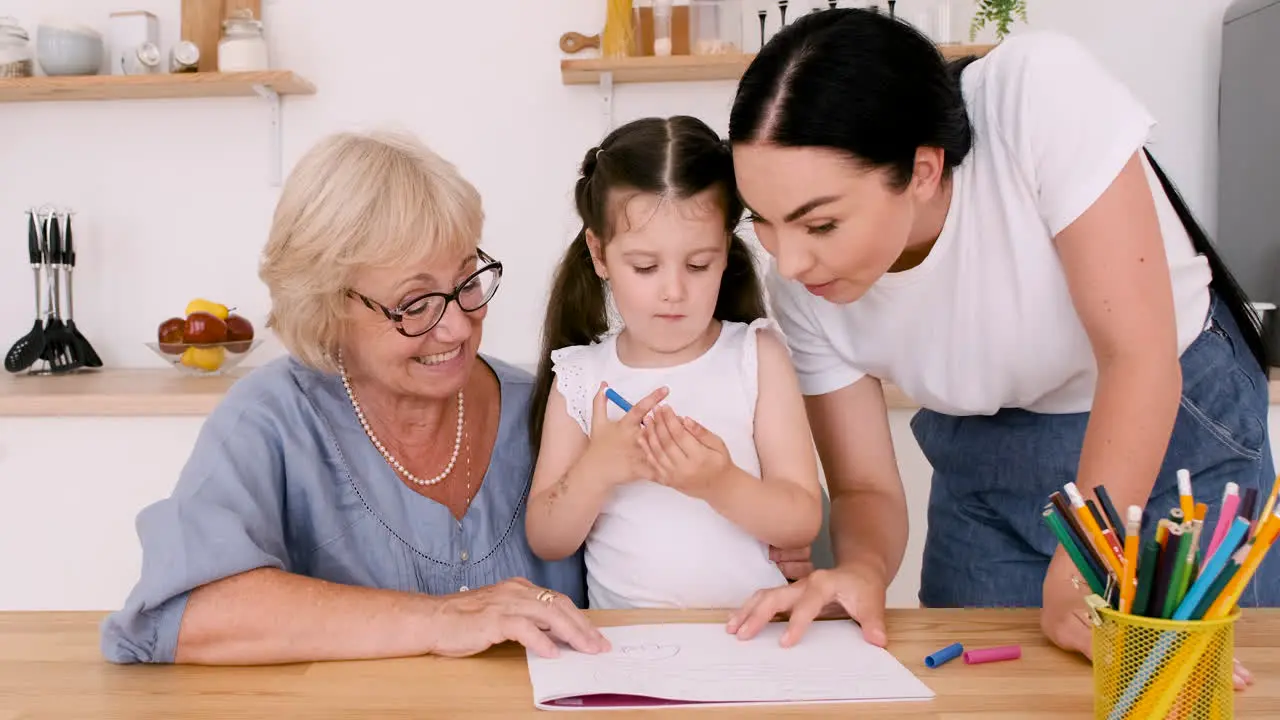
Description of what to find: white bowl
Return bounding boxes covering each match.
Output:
[37,24,103,76]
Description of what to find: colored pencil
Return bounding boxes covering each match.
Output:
[1119,506,1141,613]
[1148,524,1182,617]
[1257,473,1280,538]
[1094,485,1126,542]
[1240,487,1259,525]
[1131,538,1161,617]
[1065,483,1123,576]
[1161,528,1193,618]
[1177,469,1195,521]
[1204,482,1240,569]
[1049,491,1107,582]
[1043,506,1105,596]
[1174,517,1250,620]
[1205,507,1280,618]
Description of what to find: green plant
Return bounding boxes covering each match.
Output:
[970,0,1028,41]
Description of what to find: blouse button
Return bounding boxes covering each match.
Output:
[460,550,469,562]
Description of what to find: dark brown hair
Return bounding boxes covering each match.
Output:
[528,116,767,452]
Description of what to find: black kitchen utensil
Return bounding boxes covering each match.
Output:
[758,9,766,47]
[4,211,48,373]
[39,212,79,373]
[778,1,788,26]
[61,214,101,368]
[828,1,837,9]
[888,0,896,19]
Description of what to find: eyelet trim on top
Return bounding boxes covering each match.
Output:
[550,345,593,436]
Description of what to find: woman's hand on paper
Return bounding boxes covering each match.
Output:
[725,564,888,649]
[639,406,731,499]
[428,578,609,659]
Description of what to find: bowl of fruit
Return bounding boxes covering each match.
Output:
[147,298,261,376]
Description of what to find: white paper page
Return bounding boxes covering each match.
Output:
[526,620,934,710]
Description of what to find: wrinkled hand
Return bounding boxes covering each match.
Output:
[770,545,815,581]
[726,565,888,649]
[639,407,731,499]
[427,578,610,659]
[1042,551,1255,690]
[586,383,668,487]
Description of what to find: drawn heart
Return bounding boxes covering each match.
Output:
[618,643,680,660]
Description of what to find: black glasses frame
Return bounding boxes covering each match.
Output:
[346,248,503,338]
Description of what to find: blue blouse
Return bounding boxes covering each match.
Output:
[100,354,586,663]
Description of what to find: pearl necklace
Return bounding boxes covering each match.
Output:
[338,354,464,487]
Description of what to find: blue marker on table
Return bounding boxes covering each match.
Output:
[924,642,963,668]
[605,388,633,412]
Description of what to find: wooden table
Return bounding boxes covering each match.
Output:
[2,608,1277,719]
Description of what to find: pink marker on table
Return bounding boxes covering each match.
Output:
[963,645,1021,665]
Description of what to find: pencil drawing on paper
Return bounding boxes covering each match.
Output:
[617,643,681,660]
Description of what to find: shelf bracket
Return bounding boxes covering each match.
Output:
[252,83,283,187]
[599,71,614,131]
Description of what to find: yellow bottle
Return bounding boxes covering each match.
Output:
[185,298,229,320]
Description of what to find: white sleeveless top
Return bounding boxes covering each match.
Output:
[550,319,789,609]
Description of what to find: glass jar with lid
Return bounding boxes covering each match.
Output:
[217,8,269,72]
[0,17,33,77]
[689,0,743,56]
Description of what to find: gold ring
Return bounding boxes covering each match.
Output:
[535,589,556,604]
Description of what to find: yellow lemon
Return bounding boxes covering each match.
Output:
[185,298,229,320]
[180,345,226,372]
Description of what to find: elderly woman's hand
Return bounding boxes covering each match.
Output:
[428,578,610,659]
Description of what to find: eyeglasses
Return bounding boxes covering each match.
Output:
[346,248,503,338]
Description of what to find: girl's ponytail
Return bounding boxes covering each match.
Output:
[529,227,610,453]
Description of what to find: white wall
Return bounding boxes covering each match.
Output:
[0,0,1241,369]
[0,0,1251,611]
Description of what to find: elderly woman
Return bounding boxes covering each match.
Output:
[100,130,609,664]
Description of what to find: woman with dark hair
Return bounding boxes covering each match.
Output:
[722,8,1276,682]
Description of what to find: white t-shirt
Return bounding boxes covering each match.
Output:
[549,319,788,609]
[767,31,1212,416]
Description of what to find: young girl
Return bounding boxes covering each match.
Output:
[526,116,823,610]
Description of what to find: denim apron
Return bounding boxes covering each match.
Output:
[911,291,1280,608]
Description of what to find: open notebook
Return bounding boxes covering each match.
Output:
[526,620,935,710]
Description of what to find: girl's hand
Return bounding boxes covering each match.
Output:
[584,383,667,487]
[639,407,731,499]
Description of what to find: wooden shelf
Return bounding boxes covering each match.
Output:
[560,44,997,85]
[0,70,315,103]
[10,365,1279,418]
[0,368,246,417]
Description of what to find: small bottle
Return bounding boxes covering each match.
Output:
[653,0,673,56]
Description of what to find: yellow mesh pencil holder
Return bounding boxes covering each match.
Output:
[1090,604,1239,720]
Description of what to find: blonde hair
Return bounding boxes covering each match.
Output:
[259,129,484,373]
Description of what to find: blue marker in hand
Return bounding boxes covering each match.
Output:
[604,387,633,412]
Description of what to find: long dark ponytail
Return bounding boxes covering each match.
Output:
[1143,148,1268,371]
[529,116,766,453]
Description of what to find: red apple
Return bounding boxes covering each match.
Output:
[183,311,228,346]
[157,317,186,354]
[225,313,255,353]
